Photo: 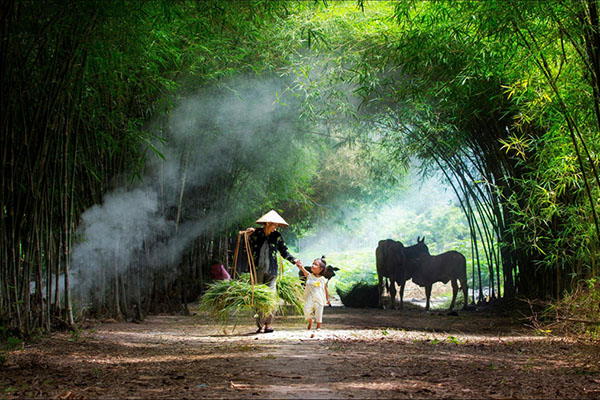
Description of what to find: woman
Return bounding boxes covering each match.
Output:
[246,210,301,333]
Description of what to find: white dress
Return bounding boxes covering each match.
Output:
[304,273,328,323]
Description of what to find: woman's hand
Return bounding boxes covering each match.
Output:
[297,260,309,277]
[245,227,255,234]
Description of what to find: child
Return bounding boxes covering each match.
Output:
[209,259,231,281]
[297,257,331,330]
[297,255,339,283]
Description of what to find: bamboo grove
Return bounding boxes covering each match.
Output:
[383,1,600,300]
[2,0,600,336]
[278,0,600,301]
[0,0,312,335]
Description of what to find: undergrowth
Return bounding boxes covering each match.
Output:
[529,278,600,341]
[0,326,24,367]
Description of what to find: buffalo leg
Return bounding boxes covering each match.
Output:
[377,276,385,309]
[399,281,405,309]
[389,279,397,309]
[450,279,458,310]
[425,284,432,311]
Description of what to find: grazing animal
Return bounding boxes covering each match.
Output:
[375,237,428,309]
[408,237,468,311]
[375,239,408,309]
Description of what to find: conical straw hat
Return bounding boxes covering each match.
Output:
[256,210,289,226]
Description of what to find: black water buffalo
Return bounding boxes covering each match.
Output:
[408,237,468,311]
[375,238,429,309]
[375,239,407,309]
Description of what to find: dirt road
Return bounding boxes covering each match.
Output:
[2,305,600,398]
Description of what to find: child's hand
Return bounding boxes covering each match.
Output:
[295,259,303,268]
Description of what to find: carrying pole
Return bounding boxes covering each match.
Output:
[232,233,242,280]
[243,232,257,306]
[232,230,257,306]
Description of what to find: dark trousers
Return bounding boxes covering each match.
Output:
[255,269,277,328]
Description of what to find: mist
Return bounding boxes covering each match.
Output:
[70,76,314,302]
[69,70,466,308]
[297,170,463,259]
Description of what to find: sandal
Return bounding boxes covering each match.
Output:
[263,327,274,333]
[256,327,263,333]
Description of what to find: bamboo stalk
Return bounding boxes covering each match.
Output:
[63,125,74,327]
[120,269,129,320]
[45,215,52,330]
[23,238,31,334]
[114,251,120,318]
[175,150,189,233]
[0,218,8,320]
[35,223,44,330]
[11,226,22,332]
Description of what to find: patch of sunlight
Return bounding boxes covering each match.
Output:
[80,352,267,365]
[334,380,417,390]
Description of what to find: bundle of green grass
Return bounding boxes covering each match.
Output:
[200,273,304,325]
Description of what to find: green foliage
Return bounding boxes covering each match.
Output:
[199,275,279,325]
[6,0,600,336]
[199,273,304,326]
[438,294,468,311]
[3,336,23,350]
[321,250,378,295]
[276,275,305,316]
[288,140,406,240]
[2,0,322,331]
[273,1,512,302]
[68,328,81,342]
[0,330,24,367]
[447,335,462,345]
[541,278,600,340]
[285,0,600,300]
[299,199,497,297]
[387,202,470,251]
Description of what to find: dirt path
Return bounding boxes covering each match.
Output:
[2,305,600,399]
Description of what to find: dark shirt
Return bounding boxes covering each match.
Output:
[248,228,296,276]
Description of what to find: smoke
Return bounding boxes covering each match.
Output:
[71,76,313,301]
[72,189,170,271]
[69,72,464,305]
